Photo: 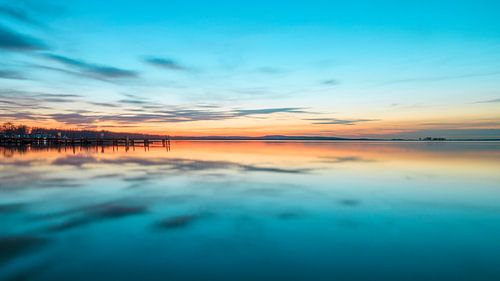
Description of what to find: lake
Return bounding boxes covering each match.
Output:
[1,141,500,281]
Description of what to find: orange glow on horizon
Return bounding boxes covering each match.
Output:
[7,113,500,138]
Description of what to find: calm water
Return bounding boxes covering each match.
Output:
[1,141,500,281]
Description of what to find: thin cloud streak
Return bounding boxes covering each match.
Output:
[0,69,27,80]
[43,54,139,80]
[321,79,340,85]
[143,57,189,71]
[474,98,500,104]
[47,107,310,126]
[306,118,380,125]
[0,89,312,126]
[0,24,47,51]
[383,71,500,84]
[0,5,41,26]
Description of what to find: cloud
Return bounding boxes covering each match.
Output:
[31,64,99,80]
[0,89,80,112]
[0,69,26,80]
[0,89,79,99]
[321,79,340,85]
[118,99,148,105]
[0,90,309,126]
[143,57,188,71]
[306,118,379,125]
[0,111,40,120]
[0,4,41,26]
[43,54,139,80]
[233,107,306,117]
[49,113,99,125]
[19,1,66,17]
[47,107,308,125]
[37,93,80,98]
[474,98,500,104]
[0,1,65,26]
[383,71,500,84]
[0,24,47,51]
[255,67,284,74]
[88,102,120,108]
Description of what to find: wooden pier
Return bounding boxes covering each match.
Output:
[0,136,171,148]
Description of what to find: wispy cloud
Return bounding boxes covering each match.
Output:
[0,112,40,120]
[0,87,327,129]
[320,79,340,85]
[233,107,306,116]
[3,104,309,126]
[0,89,81,106]
[143,57,189,71]
[88,102,120,108]
[383,71,500,84]
[0,24,47,51]
[50,113,95,124]
[306,118,379,125]
[0,89,81,112]
[0,69,26,80]
[118,99,149,105]
[0,4,41,26]
[474,98,500,104]
[0,89,79,99]
[43,54,139,80]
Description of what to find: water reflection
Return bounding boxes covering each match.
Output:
[0,236,49,266]
[1,141,500,281]
[44,203,149,233]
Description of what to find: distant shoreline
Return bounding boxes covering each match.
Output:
[170,137,500,142]
[2,135,500,144]
[3,123,499,142]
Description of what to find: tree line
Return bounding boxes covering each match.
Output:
[1,122,166,139]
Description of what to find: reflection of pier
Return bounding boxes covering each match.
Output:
[0,136,171,150]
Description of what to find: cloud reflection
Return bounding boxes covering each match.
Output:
[45,203,148,232]
[0,236,49,266]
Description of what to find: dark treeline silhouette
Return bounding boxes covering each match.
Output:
[0,122,167,139]
[1,122,29,135]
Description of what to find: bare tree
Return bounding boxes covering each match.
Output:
[1,122,16,133]
[1,122,29,135]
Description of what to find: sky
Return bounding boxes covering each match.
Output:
[1,0,500,138]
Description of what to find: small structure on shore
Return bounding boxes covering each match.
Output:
[419,137,447,141]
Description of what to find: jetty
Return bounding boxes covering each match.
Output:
[0,136,171,148]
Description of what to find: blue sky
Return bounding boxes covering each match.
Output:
[1,0,500,137]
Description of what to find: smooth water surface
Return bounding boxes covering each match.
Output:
[1,141,500,281]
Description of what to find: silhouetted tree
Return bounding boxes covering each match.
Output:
[1,122,29,135]
[1,122,16,133]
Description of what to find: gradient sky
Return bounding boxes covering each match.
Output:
[1,0,500,138]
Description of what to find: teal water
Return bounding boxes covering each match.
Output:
[1,141,500,280]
